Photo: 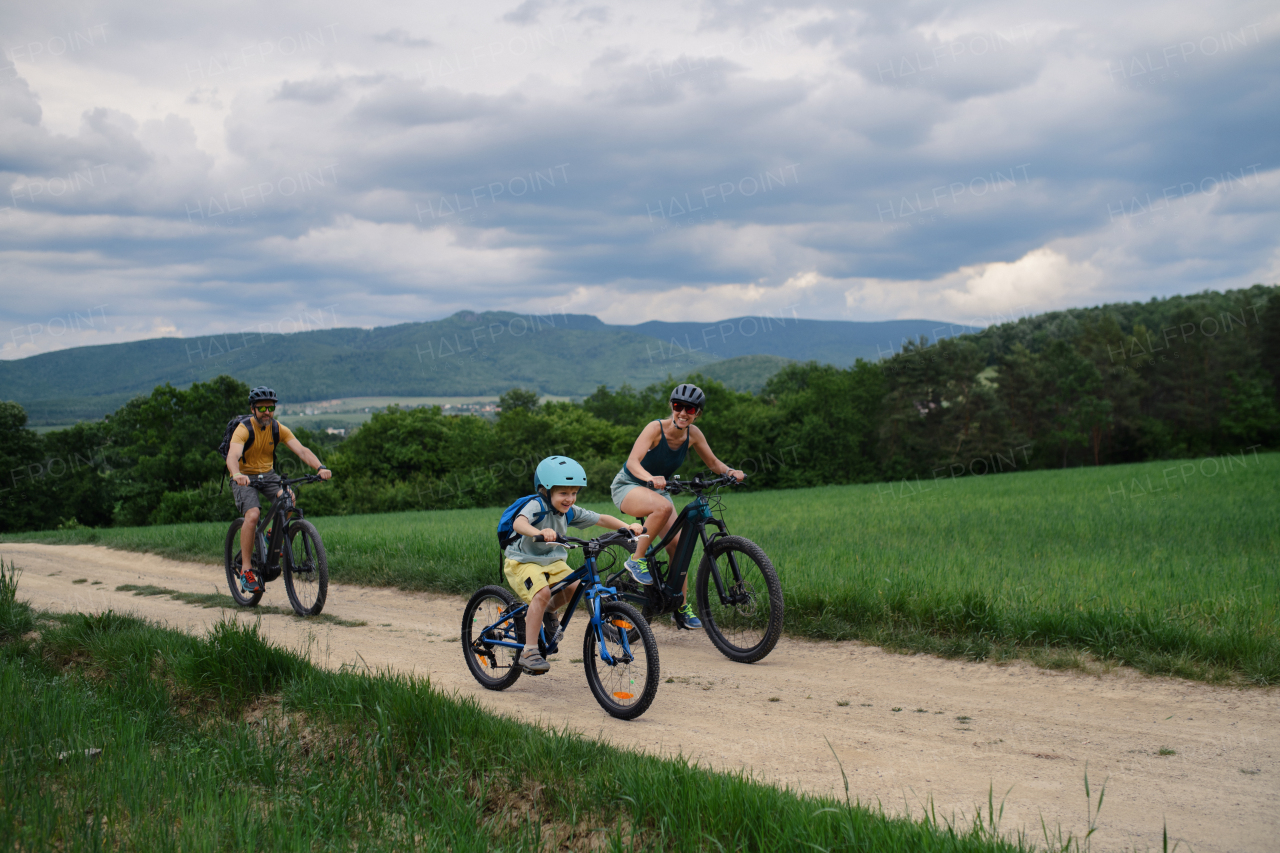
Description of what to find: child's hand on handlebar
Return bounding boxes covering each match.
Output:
[539,528,559,542]
[627,522,645,536]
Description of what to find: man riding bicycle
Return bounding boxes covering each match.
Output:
[226,386,332,593]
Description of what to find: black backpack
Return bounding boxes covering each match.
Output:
[217,415,280,490]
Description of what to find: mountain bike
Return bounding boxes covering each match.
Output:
[462,528,660,720]
[606,472,783,664]
[223,473,329,616]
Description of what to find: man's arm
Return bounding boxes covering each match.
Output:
[226,442,249,486]
[284,438,333,480]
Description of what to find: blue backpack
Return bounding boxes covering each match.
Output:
[497,494,576,548]
[496,494,574,580]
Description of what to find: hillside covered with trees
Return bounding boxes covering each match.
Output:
[1,285,1276,532]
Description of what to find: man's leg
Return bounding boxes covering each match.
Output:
[240,506,260,583]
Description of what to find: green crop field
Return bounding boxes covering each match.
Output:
[6,452,1277,684]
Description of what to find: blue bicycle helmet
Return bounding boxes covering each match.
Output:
[534,456,587,492]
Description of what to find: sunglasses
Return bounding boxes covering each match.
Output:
[671,402,699,415]
[255,405,276,413]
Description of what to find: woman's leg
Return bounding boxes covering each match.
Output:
[618,489,676,560]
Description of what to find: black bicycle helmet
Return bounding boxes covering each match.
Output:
[248,386,278,407]
[669,383,705,411]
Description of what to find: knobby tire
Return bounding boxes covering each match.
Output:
[284,519,328,616]
[583,601,660,720]
[224,517,265,607]
[695,535,784,663]
[462,585,526,690]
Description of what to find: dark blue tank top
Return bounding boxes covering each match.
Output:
[624,419,689,483]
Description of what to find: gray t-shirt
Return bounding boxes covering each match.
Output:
[504,499,602,566]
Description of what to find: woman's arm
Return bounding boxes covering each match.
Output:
[689,426,744,480]
[596,514,645,534]
[624,421,663,484]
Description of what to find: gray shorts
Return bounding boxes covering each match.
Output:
[231,472,284,515]
[610,468,673,517]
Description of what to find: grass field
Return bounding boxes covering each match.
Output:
[6,452,1278,684]
[0,564,1035,852]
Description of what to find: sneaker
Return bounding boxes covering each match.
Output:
[674,601,702,630]
[239,570,261,595]
[542,610,564,647]
[623,557,653,585]
[519,648,550,674]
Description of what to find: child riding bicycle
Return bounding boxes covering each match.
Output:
[503,456,642,674]
[226,386,331,594]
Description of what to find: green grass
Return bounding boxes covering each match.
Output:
[6,453,1278,684]
[1,604,1037,852]
[114,583,367,627]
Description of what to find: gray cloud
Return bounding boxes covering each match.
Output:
[0,0,1277,360]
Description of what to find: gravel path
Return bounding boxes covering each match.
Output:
[4,542,1276,853]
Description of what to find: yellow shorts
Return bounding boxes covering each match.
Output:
[504,559,573,604]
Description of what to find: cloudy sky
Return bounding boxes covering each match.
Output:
[1,0,1277,358]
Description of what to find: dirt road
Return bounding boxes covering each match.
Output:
[4,542,1276,852]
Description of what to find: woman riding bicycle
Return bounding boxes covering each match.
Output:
[611,383,744,629]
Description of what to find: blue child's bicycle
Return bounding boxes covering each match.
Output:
[461,528,660,720]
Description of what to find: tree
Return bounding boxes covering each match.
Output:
[498,388,539,413]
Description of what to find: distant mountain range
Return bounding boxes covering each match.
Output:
[0,311,971,424]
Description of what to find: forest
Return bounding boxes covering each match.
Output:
[2,284,1276,531]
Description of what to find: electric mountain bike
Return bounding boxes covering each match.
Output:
[224,473,329,616]
[462,528,660,720]
[606,472,783,663]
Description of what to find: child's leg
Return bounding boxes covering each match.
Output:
[524,586,552,650]
[547,580,580,615]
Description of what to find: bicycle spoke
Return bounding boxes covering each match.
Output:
[696,536,783,663]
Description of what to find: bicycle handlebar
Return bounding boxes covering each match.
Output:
[547,527,640,549]
[650,472,744,495]
[280,473,329,487]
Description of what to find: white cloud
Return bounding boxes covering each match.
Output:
[842,246,1101,325]
[0,0,1277,359]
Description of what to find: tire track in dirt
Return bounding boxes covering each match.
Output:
[5,542,1276,853]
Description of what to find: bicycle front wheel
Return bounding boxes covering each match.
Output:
[583,601,659,720]
[224,518,265,607]
[462,585,524,690]
[695,535,783,663]
[284,519,329,616]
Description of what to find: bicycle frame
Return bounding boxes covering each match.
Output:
[475,543,637,666]
[616,476,750,615]
[251,476,314,577]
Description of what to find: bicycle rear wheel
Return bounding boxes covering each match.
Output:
[224,518,265,607]
[462,585,524,690]
[695,535,784,663]
[284,519,328,616]
[583,601,659,720]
